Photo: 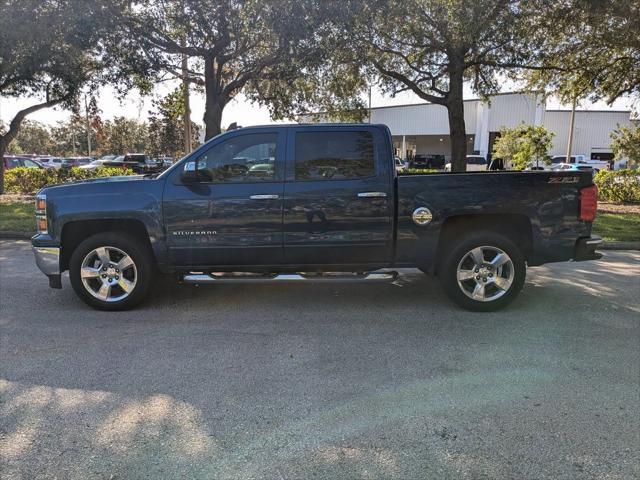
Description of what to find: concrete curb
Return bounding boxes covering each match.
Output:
[0,232,32,240]
[598,241,640,250]
[1,232,638,250]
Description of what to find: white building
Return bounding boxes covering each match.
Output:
[306,92,635,165]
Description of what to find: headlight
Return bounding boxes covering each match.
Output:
[35,194,48,234]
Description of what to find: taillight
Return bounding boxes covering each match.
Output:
[579,185,597,222]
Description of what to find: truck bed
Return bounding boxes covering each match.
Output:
[395,170,594,267]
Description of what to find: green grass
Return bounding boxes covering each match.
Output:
[592,213,640,242]
[0,201,638,243]
[0,201,34,233]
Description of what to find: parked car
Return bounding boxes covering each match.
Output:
[551,155,608,171]
[61,157,93,168]
[411,154,445,169]
[551,163,598,174]
[36,157,64,169]
[159,156,175,167]
[32,124,601,312]
[444,155,488,172]
[103,153,163,174]
[79,158,118,170]
[395,156,407,172]
[3,155,44,169]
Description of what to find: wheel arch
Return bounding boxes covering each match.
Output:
[60,219,155,271]
[435,213,533,267]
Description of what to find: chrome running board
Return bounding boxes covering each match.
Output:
[181,271,398,284]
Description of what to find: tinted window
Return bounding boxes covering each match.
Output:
[196,133,277,183]
[5,158,21,168]
[467,156,486,165]
[23,159,40,168]
[295,131,375,181]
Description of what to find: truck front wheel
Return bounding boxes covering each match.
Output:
[439,231,525,312]
[69,232,154,311]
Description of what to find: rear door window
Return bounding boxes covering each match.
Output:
[294,131,375,181]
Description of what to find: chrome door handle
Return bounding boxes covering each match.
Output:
[357,191,387,198]
[249,194,279,200]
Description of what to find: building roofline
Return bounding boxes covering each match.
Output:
[545,109,631,114]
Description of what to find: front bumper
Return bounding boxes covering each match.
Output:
[573,236,603,261]
[33,246,62,288]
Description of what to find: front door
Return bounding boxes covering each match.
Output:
[283,127,393,266]
[163,130,285,267]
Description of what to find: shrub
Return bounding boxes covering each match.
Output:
[594,169,640,204]
[402,168,440,175]
[4,166,135,195]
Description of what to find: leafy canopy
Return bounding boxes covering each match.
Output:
[147,88,200,159]
[492,124,555,170]
[611,126,640,168]
[523,0,640,104]
[121,0,364,138]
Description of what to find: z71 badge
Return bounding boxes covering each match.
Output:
[548,176,579,184]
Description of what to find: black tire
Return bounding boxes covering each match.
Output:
[439,230,526,312]
[69,232,155,311]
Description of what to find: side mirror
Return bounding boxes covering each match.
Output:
[181,161,199,183]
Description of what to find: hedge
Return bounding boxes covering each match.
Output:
[4,166,135,195]
[401,168,440,175]
[594,169,640,204]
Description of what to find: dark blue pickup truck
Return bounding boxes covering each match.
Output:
[32,124,601,311]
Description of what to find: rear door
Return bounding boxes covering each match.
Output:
[163,129,285,267]
[283,126,394,266]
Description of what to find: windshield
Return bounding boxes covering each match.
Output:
[467,156,486,165]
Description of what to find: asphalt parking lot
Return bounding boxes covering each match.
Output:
[1,240,638,479]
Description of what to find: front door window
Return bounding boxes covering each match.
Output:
[197,133,277,183]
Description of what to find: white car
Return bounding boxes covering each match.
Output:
[445,155,488,172]
[36,157,64,169]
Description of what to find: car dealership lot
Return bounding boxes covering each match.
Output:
[1,240,638,479]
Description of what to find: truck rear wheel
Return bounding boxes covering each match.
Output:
[69,232,154,311]
[439,231,525,312]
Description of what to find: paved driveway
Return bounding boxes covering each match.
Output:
[1,240,638,479]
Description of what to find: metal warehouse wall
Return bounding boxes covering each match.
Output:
[543,110,634,156]
[371,101,478,136]
[487,93,540,131]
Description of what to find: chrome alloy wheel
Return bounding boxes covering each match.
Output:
[80,246,137,302]
[456,246,514,302]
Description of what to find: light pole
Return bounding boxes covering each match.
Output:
[84,94,92,156]
[182,52,192,154]
[565,96,576,162]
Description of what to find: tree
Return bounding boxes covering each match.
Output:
[339,0,549,171]
[12,121,54,155]
[120,0,363,140]
[611,126,640,168]
[147,88,200,159]
[524,1,639,105]
[0,0,129,192]
[492,124,554,170]
[103,117,149,154]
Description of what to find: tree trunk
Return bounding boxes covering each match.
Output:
[203,56,226,141]
[203,98,224,140]
[447,68,467,172]
[0,138,6,195]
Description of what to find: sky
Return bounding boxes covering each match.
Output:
[0,81,636,131]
